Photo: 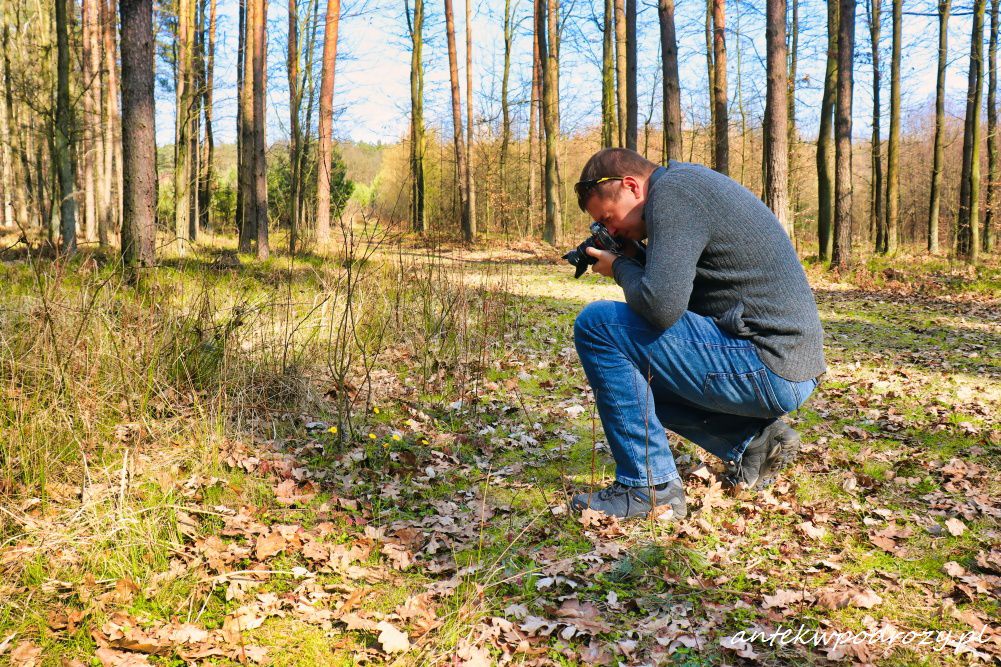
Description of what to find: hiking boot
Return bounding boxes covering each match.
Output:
[571,478,687,520]
[724,419,801,490]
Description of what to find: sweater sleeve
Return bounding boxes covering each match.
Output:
[611,188,710,330]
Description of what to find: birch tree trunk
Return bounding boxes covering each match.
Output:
[706,0,715,162]
[200,0,216,234]
[101,0,122,240]
[120,0,157,269]
[288,0,302,252]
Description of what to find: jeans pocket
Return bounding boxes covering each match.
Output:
[702,368,784,418]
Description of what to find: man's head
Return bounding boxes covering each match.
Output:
[575,148,659,241]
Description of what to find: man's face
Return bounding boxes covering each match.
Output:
[583,176,646,241]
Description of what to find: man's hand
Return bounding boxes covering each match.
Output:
[585,247,617,278]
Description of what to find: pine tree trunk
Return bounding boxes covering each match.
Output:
[100,0,120,242]
[957,0,986,263]
[252,0,268,260]
[928,0,949,254]
[407,0,425,233]
[84,0,103,243]
[200,0,216,234]
[986,0,999,253]
[464,0,476,241]
[764,0,789,234]
[831,0,855,270]
[659,0,682,162]
[817,0,838,261]
[2,22,26,229]
[614,0,627,148]
[712,0,729,174]
[787,0,799,227]
[868,0,884,252]
[884,0,901,254]
[705,0,715,163]
[315,0,341,246]
[288,0,301,252]
[444,0,470,240]
[120,0,157,269]
[539,0,562,244]
[174,0,193,254]
[55,0,76,254]
[236,0,246,245]
[0,18,9,228]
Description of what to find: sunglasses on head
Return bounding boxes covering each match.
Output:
[573,176,624,198]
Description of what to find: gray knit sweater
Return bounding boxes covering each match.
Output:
[612,161,826,382]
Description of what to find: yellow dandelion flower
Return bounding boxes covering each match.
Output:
[373,406,381,414]
[328,426,338,434]
[368,433,377,440]
[421,438,429,445]
[383,442,389,448]
[392,434,402,441]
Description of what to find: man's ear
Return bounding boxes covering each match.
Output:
[621,175,641,198]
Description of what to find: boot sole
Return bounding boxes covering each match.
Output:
[753,424,802,489]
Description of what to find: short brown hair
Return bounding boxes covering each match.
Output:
[576,148,658,211]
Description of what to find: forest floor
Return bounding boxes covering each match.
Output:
[1,234,1000,666]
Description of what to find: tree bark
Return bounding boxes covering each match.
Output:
[252,0,268,260]
[614,0,627,148]
[55,0,76,254]
[957,0,986,263]
[787,0,799,225]
[120,0,157,269]
[706,0,715,163]
[986,0,999,254]
[539,0,562,244]
[527,0,541,228]
[236,0,246,245]
[625,0,637,150]
[659,0,682,162]
[831,0,855,270]
[817,0,838,261]
[82,0,100,243]
[928,0,949,254]
[444,0,470,240]
[884,0,901,254]
[407,0,425,233]
[764,0,789,235]
[868,0,884,253]
[464,0,476,241]
[174,0,193,253]
[500,0,512,231]
[712,0,729,175]
[315,0,341,245]
[200,0,216,234]
[288,0,302,252]
[601,0,616,148]
[103,0,123,238]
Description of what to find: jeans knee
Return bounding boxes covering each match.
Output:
[574,300,616,342]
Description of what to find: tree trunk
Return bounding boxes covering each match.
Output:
[928,0,949,254]
[236,0,246,245]
[315,0,341,245]
[868,0,884,252]
[444,0,470,240]
[787,0,799,228]
[464,0,476,241]
[55,0,76,254]
[82,0,100,243]
[614,0,627,148]
[601,0,616,148]
[0,20,9,228]
[527,0,541,229]
[957,0,986,263]
[831,0,855,270]
[625,0,637,150]
[101,0,122,241]
[500,0,512,232]
[238,0,256,251]
[120,0,157,269]
[407,0,425,233]
[764,0,789,235]
[539,0,562,244]
[252,0,268,260]
[288,0,301,252]
[200,0,216,234]
[174,0,193,254]
[659,0,682,162]
[817,0,838,261]
[712,0,729,174]
[884,0,901,254]
[986,0,999,254]
[706,0,715,163]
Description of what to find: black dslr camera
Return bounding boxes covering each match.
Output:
[563,222,646,278]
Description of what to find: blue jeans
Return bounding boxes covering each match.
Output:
[573,300,818,487]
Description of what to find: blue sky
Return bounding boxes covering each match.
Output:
[153,0,979,148]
